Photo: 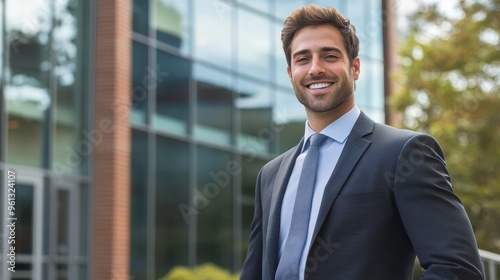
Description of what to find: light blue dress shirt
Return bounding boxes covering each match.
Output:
[278,106,361,280]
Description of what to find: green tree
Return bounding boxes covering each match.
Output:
[391,0,500,252]
[160,263,240,280]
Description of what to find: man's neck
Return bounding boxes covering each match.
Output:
[306,103,355,132]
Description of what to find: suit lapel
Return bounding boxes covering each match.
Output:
[311,113,374,241]
[266,139,304,278]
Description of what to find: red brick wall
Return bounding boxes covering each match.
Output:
[92,0,132,279]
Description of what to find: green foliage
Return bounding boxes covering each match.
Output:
[392,0,500,252]
[159,263,240,280]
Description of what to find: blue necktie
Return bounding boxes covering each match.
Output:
[276,133,329,280]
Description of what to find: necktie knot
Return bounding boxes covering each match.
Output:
[309,133,328,147]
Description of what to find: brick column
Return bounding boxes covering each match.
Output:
[92,0,132,279]
[382,0,402,127]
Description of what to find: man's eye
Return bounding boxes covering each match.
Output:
[296,57,309,62]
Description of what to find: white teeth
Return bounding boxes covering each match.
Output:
[309,83,332,89]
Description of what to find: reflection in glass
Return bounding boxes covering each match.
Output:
[274,0,304,20]
[311,0,344,8]
[354,59,384,123]
[17,184,34,254]
[240,156,267,263]
[0,172,2,241]
[79,184,89,257]
[130,130,148,278]
[364,0,383,61]
[194,0,232,69]
[237,8,271,80]
[53,0,87,176]
[133,0,149,35]
[57,189,70,256]
[155,50,190,135]
[196,146,233,269]
[155,136,189,278]
[236,78,273,153]
[155,0,190,54]
[237,0,270,13]
[5,0,51,168]
[79,264,88,280]
[346,0,383,61]
[348,0,369,59]
[275,88,305,153]
[131,41,149,124]
[274,19,291,88]
[194,63,233,144]
[56,263,69,279]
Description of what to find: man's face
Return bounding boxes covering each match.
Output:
[287,24,360,117]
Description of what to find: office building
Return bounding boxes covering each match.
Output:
[0,0,394,279]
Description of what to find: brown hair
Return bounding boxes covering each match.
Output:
[281,4,360,67]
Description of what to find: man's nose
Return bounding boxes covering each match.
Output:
[308,57,326,76]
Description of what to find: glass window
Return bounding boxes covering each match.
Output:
[237,0,270,13]
[79,264,88,280]
[193,0,232,69]
[155,136,189,278]
[237,8,271,81]
[311,0,344,9]
[155,0,191,55]
[154,51,190,135]
[274,19,291,88]
[275,0,304,20]
[57,189,70,256]
[348,0,375,59]
[371,61,385,110]
[356,59,385,124]
[360,106,385,124]
[79,184,89,258]
[236,78,274,153]
[5,0,52,168]
[196,146,233,269]
[361,0,384,62]
[133,0,149,36]
[17,184,35,254]
[194,63,233,145]
[275,88,305,153]
[240,156,267,263]
[130,129,148,278]
[131,41,149,125]
[57,264,69,279]
[53,0,87,176]
[355,58,371,109]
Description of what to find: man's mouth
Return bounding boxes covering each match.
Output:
[307,82,333,89]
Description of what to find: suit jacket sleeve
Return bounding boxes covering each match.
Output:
[393,134,484,279]
[240,170,264,280]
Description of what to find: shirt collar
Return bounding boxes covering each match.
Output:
[302,106,361,152]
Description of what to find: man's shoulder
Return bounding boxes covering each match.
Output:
[369,122,445,157]
[354,111,421,142]
[372,122,420,139]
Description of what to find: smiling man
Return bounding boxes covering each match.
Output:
[240,4,484,280]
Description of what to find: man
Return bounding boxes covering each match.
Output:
[240,4,484,280]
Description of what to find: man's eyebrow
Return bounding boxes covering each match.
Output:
[319,47,343,54]
[292,47,343,58]
[292,49,311,58]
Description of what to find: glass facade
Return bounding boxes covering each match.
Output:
[0,0,90,279]
[0,0,386,279]
[130,0,385,278]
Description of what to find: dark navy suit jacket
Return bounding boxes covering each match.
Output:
[240,112,484,280]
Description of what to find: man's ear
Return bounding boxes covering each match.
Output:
[287,65,292,79]
[352,57,360,80]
